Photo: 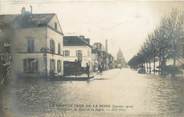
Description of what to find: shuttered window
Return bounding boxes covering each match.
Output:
[50,59,55,72]
[50,39,55,54]
[27,39,35,52]
[58,43,61,55]
[63,50,70,56]
[57,60,61,73]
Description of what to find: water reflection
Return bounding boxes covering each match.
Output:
[1,68,184,117]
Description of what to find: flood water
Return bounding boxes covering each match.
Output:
[1,68,184,117]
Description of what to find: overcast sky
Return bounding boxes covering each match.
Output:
[0,0,183,61]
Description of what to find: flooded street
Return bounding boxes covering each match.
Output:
[1,68,184,117]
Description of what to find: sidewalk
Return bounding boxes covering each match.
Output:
[60,68,120,81]
[63,73,95,81]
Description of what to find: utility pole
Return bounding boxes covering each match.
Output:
[153,50,156,74]
[105,39,108,53]
[0,0,1,14]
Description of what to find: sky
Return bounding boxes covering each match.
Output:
[0,0,183,61]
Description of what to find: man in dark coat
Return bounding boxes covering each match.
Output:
[86,63,90,78]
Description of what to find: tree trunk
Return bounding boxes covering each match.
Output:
[172,39,176,77]
[153,55,156,74]
[149,61,151,74]
[159,49,161,75]
[161,49,166,76]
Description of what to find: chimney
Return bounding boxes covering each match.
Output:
[79,35,85,39]
[30,5,32,14]
[21,7,26,15]
[105,39,108,52]
[85,38,90,44]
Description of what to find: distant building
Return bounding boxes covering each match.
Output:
[0,8,64,78]
[93,42,104,51]
[92,42,104,71]
[92,42,114,71]
[92,49,101,71]
[63,36,93,74]
[116,49,127,68]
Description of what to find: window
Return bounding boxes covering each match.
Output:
[50,39,55,54]
[57,60,61,72]
[63,50,70,56]
[58,43,61,55]
[50,59,55,72]
[27,39,34,52]
[54,22,57,30]
[23,58,38,73]
[76,50,82,61]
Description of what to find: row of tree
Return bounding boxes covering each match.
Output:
[128,9,184,75]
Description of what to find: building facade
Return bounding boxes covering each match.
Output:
[0,9,64,78]
[92,42,114,71]
[63,36,93,73]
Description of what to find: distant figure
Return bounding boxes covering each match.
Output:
[118,64,122,69]
[98,64,103,73]
[86,63,90,78]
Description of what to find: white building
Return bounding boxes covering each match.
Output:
[63,36,93,71]
[0,9,64,78]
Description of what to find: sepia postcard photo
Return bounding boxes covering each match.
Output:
[0,0,184,117]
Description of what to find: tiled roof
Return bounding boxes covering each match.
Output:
[0,13,55,28]
[63,36,92,47]
[0,15,18,28]
[15,13,55,28]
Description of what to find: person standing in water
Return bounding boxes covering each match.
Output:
[86,63,90,78]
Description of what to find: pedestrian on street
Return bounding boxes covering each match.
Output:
[98,64,103,74]
[86,63,90,78]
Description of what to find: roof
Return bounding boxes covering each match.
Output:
[15,13,55,28]
[0,13,55,28]
[0,15,18,28]
[64,36,92,47]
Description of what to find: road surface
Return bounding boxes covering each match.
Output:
[1,68,184,117]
